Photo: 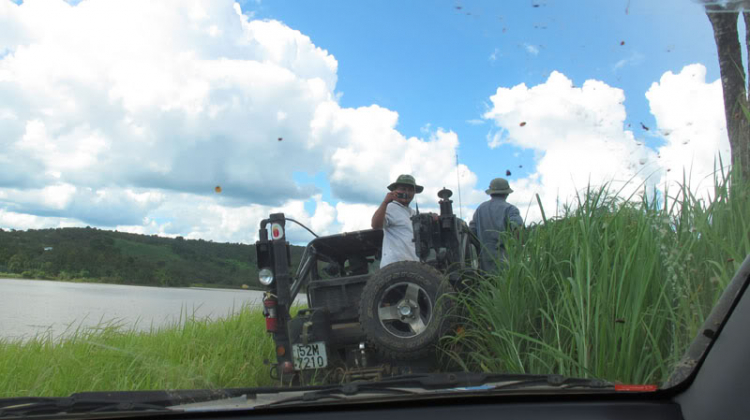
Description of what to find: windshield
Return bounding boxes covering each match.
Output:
[1,0,749,415]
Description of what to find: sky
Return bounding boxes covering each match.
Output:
[0,0,735,244]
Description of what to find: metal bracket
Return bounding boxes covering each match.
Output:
[301,321,313,345]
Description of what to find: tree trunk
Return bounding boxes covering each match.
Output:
[706,8,750,179]
[741,11,750,178]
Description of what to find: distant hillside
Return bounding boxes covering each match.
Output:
[0,227,305,289]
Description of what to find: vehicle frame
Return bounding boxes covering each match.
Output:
[255,188,480,384]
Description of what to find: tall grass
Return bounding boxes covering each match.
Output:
[444,166,750,385]
[2,169,747,396]
[0,306,275,397]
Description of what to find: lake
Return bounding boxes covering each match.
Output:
[0,278,304,341]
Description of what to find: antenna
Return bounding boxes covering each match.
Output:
[455,151,463,219]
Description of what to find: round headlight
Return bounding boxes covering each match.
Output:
[259,268,274,286]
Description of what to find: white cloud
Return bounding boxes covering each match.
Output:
[486,127,509,149]
[310,196,336,235]
[483,71,655,221]
[483,65,729,222]
[646,64,731,198]
[1,0,340,205]
[0,0,484,240]
[310,104,483,207]
[0,209,81,230]
[524,44,540,56]
[0,184,166,226]
[104,191,332,245]
[489,48,500,62]
[613,51,645,71]
[335,202,377,233]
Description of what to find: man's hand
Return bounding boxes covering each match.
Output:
[372,191,397,229]
[383,191,397,204]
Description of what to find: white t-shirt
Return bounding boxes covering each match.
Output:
[380,201,419,268]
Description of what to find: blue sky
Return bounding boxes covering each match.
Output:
[0,0,734,242]
[248,0,720,206]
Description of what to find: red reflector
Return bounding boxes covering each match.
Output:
[615,384,658,392]
[270,223,284,240]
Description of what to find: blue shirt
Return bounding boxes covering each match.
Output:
[469,196,523,272]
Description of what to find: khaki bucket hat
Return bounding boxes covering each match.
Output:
[388,174,424,194]
[486,177,514,195]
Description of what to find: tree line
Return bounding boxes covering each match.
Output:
[0,227,304,289]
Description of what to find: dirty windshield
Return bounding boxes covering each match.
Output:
[1,0,749,414]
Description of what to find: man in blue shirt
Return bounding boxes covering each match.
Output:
[470,178,524,273]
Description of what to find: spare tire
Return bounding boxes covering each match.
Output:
[359,261,453,360]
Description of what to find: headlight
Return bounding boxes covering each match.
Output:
[259,268,274,286]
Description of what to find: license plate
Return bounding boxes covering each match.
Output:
[292,341,328,370]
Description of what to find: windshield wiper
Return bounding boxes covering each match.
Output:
[313,372,612,391]
[253,372,613,408]
[0,396,175,418]
[255,382,420,409]
[485,373,613,391]
[1,373,613,415]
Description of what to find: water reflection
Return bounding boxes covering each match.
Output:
[0,279,283,341]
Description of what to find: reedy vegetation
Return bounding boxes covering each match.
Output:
[443,165,749,385]
[0,306,275,397]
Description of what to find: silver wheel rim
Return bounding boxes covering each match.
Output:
[377,281,433,338]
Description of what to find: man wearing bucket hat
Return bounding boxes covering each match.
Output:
[470,177,524,273]
[371,174,423,268]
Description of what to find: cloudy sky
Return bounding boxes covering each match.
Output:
[0,0,733,244]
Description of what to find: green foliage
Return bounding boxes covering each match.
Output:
[0,228,305,289]
[0,306,275,397]
[444,166,750,385]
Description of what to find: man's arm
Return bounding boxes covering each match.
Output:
[507,205,524,229]
[469,211,478,236]
[507,205,524,241]
[372,192,397,229]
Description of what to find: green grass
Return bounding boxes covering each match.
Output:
[443,166,750,385]
[0,306,275,397]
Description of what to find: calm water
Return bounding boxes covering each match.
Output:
[0,279,302,341]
